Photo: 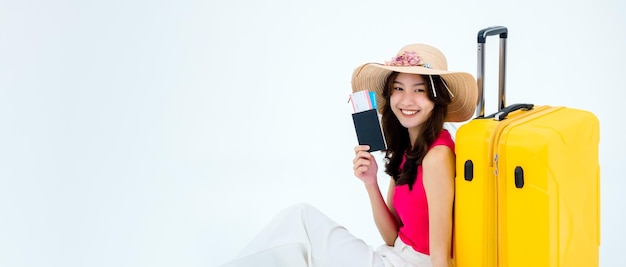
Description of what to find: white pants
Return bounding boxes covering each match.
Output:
[218,203,432,267]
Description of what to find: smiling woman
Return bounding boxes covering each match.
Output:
[0,0,622,266]
[383,72,451,191]
[218,44,477,267]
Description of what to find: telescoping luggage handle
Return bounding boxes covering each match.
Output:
[476,26,508,118]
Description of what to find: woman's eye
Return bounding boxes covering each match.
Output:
[416,88,426,92]
[394,87,403,91]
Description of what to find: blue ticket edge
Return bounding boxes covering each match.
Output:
[369,91,377,109]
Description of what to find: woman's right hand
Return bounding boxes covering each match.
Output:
[353,145,378,185]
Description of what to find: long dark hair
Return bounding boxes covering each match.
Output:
[381,72,452,190]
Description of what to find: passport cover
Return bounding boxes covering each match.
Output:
[352,109,386,152]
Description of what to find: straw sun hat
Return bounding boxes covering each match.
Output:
[351,44,478,122]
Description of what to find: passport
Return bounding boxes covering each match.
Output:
[351,108,386,152]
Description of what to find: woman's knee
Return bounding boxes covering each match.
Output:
[283,203,319,218]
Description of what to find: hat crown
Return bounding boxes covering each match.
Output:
[397,44,448,71]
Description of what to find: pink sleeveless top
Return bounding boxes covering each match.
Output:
[392,129,455,256]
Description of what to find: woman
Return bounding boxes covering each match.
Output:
[219,44,477,267]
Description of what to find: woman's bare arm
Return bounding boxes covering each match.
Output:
[422,146,455,267]
[354,145,400,245]
[363,178,400,245]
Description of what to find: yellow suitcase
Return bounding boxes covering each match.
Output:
[453,27,600,267]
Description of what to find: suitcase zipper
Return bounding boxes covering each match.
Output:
[488,105,555,169]
[487,105,561,266]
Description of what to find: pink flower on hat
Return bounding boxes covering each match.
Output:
[384,51,424,67]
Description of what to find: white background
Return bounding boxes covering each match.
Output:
[1,0,624,266]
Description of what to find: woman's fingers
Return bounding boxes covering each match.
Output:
[353,157,370,170]
[352,152,365,164]
[353,145,378,179]
[353,154,373,177]
[354,145,370,154]
[353,145,372,161]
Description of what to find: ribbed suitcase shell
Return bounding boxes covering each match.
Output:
[453,105,600,267]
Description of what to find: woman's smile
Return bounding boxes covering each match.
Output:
[400,109,419,116]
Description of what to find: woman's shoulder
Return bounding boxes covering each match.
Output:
[423,130,455,165]
[429,129,455,151]
[423,144,454,166]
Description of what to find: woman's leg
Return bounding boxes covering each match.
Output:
[219,203,383,267]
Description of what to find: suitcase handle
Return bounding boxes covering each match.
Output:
[477,26,508,43]
[476,26,508,118]
[486,103,534,121]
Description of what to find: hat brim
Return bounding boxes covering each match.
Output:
[351,63,478,122]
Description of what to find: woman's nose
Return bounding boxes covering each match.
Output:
[399,92,414,104]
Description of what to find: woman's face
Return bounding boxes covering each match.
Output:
[389,73,434,135]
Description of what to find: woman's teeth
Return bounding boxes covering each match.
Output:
[402,109,418,115]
